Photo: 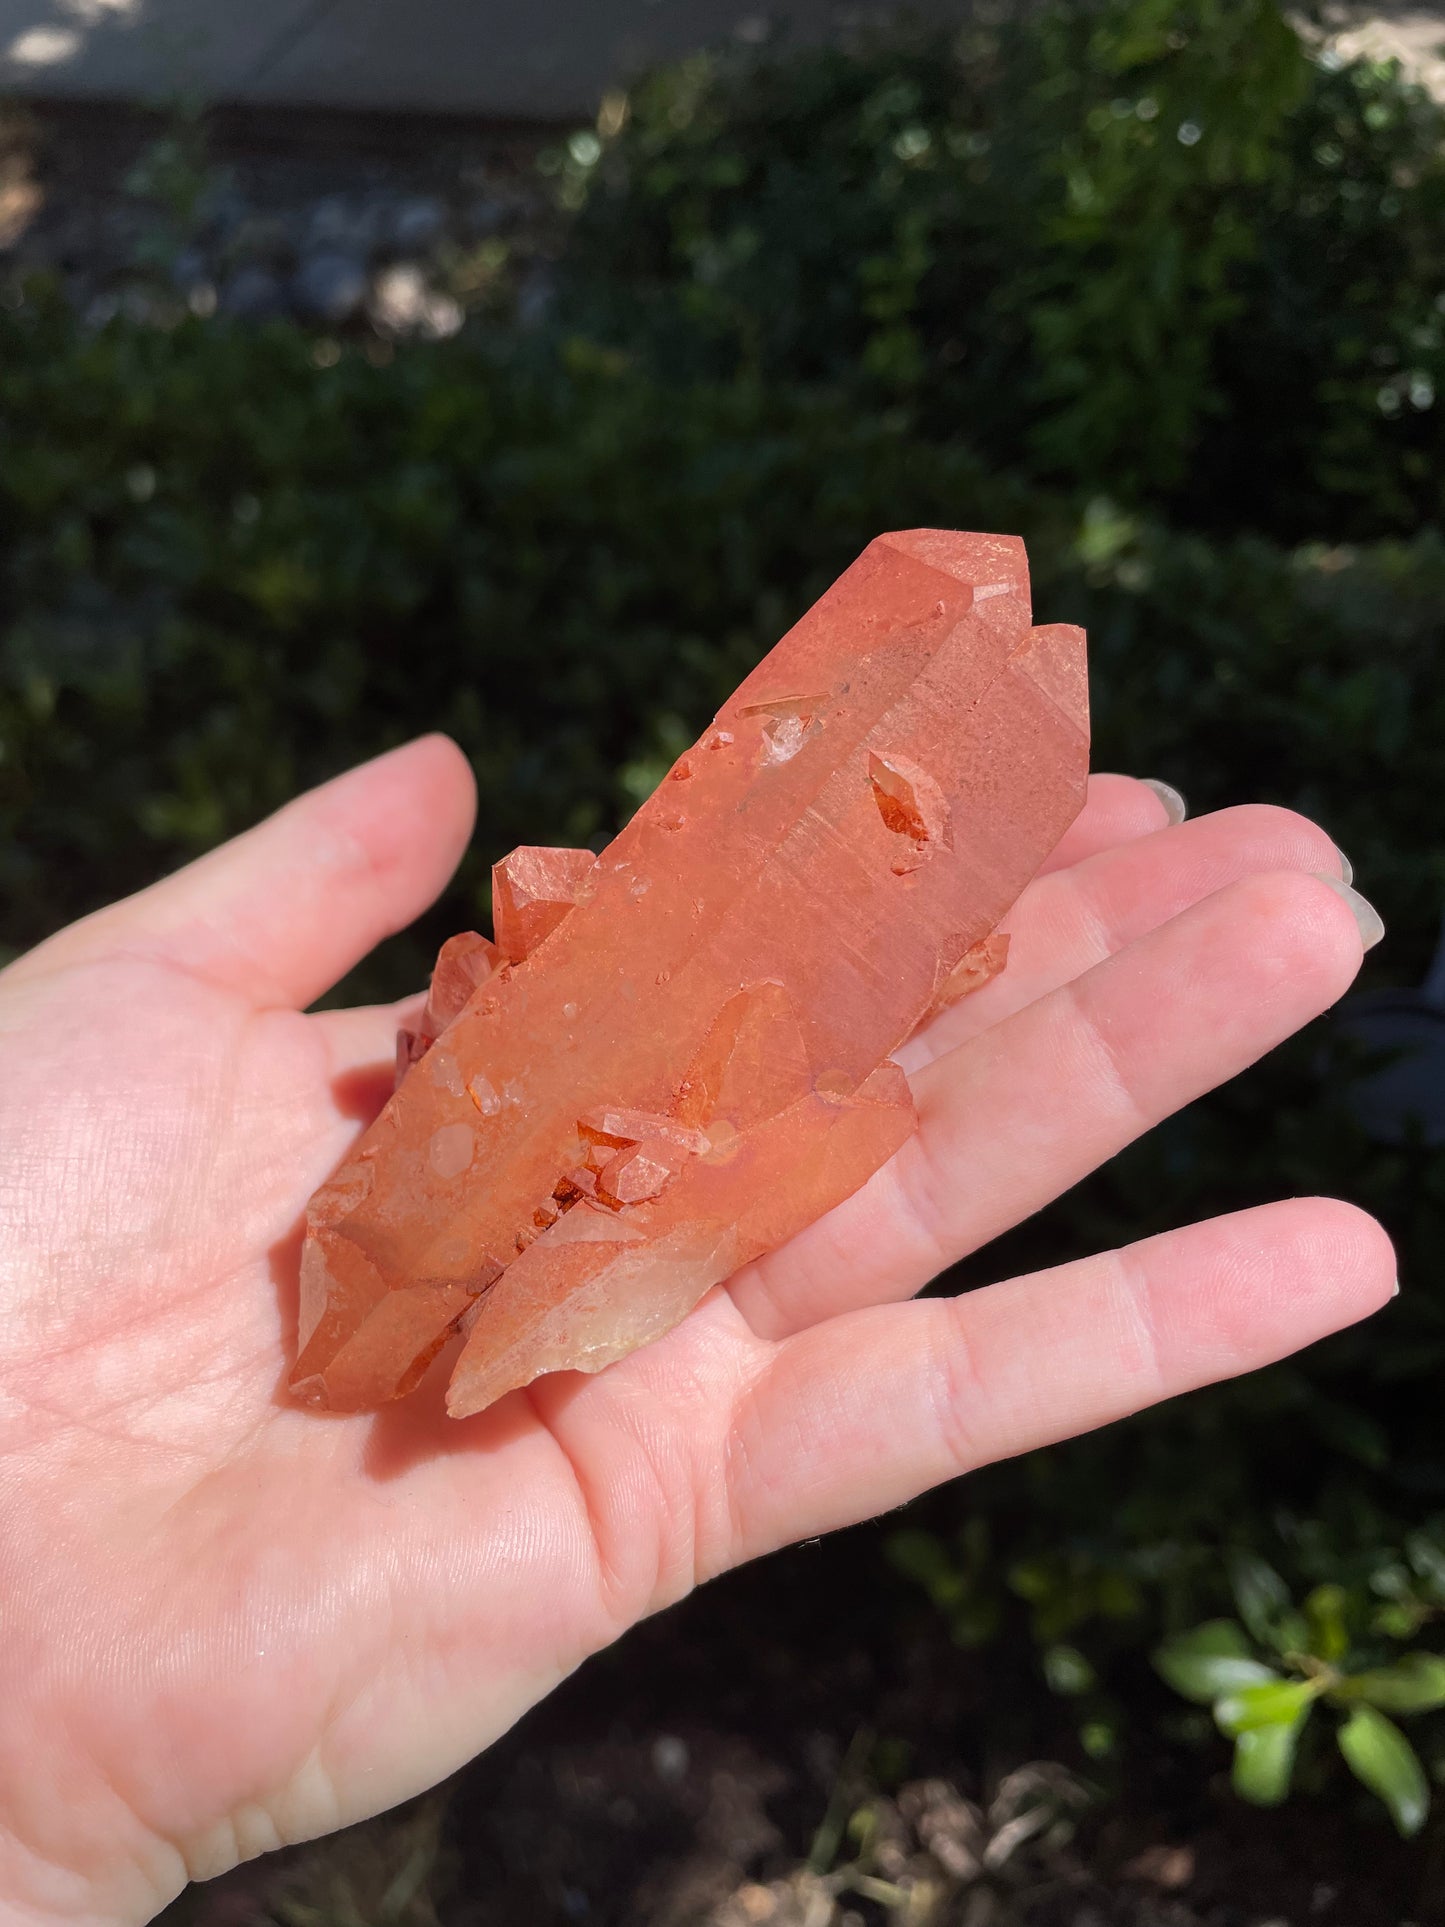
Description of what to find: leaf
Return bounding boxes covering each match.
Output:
[1347,1652,1445,1716]
[1154,1620,1278,1704]
[1375,1603,1427,1644]
[1233,1716,1306,1806]
[887,1529,956,1590]
[1215,1678,1319,1737]
[1080,1717,1117,1760]
[1304,1583,1350,1665]
[1337,1706,1430,1837]
[1406,1531,1445,1602]
[1228,1552,1293,1649]
[1043,1642,1096,1696]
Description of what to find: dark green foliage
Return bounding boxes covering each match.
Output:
[6,304,1441,979]
[2,0,1444,1828]
[0,303,1035,987]
[560,0,1445,540]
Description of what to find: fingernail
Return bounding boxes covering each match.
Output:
[1315,873,1385,951]
[1390,1277,1401,1298]
[1336,846,1354,886]
[1141,778,1187,825]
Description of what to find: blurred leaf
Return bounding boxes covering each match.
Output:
[1215,1678,1320,1736]
[1337,1705,1430,1836]
[1406,1531,1445,1600]
[1154,1621,1278,1704]
[1043,1642,1097,1695]
[1080,1716,1119,1759]
[1305,1583,1351,1664]
[1228,1552,1300,1652]
[1232,1715,1307,1806]
[1347,1653,1445,1715]
[887,1530,956,1591]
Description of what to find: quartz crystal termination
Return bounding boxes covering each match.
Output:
[293,531,1089,1418]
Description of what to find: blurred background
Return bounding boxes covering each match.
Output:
[3,1,1445,1921]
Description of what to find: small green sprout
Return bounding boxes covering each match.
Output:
[1154,1556,1445,1836]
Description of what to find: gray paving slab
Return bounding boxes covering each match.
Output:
[0,0,318,101]
[256,0,966,117]
[4,0,1440,117]
[0,0,969,117]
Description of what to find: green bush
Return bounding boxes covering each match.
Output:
[6,304,1440,972]
[0,302,1031,983]
[3,0,1444,1833]
[558,0,1445,541]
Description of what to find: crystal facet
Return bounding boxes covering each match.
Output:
[293,531,1089,1417]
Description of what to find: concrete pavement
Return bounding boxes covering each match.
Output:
[2,0,1441,119]
[0,0,970,118]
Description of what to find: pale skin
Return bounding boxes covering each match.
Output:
[0,737,1395,1925]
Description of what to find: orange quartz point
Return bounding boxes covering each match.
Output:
[596,1140,676,1208]
[292,531,1089,1416]
[492,846,599,963]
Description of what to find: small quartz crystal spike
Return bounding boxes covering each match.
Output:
[425,932,500,1033]
[292,531,1088,1416]
[395,932,499,1087]
[492,847,598,963]
[445,1059,916,1417]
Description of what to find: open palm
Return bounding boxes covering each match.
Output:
[0,738,1393,1925]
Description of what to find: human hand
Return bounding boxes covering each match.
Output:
[0,739,1394,1923]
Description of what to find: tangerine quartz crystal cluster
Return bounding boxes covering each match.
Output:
[293,531,1089,1418]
